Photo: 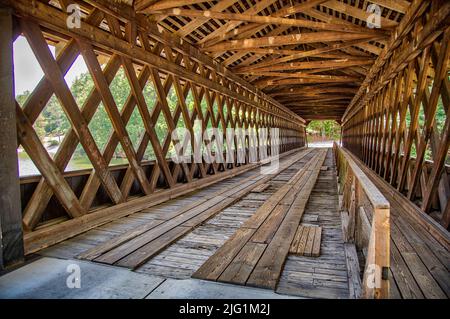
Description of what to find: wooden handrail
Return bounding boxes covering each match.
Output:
[339,147,390,210]
[333,142,390,299]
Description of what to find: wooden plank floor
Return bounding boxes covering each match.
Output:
[135,153,317,280]
[38,149,315,269]
[73,150,315,269]
[36,149,352,298]
[192,149,329,290]
[276,150,350,298]
[35,147,448,299]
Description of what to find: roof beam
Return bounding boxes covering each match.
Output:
[171,0,238,37]
[208,0,329,45]
[277,95,352,101]
[203,32,379,52]
[255,75,362,87]
[235,58,373,73]
[270,87,358,96]
[360,0,410,14]
[320,0,398,28]
[138,1,210,12]
[154,8,378,34]
[301,7,387,55]
[196,0,279,45]
[231,36,385,72]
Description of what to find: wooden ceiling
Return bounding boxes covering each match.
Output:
[133,0,411,121]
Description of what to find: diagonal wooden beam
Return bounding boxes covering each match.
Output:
[20,9,104,126]
[156,46,191,182]
[9,0,305,127]
[342,0,435,123]
[21,19,124,205]
[22,55,122,230]
[16,104,85,219]
[149,67,192,181]
[122,60,179,186]
[414,30,450,209]
[78,40,153,195]
[397,47,431,191]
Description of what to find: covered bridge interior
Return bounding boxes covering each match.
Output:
[0,0,449,299]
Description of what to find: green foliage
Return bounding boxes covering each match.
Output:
[48,139,59,147]
[400,91,446,161]
[307,120,341,142]
[17,67,165,161]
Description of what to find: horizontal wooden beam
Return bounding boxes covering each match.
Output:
[205,0,330,45]
[369,0,410,14]
[255,75,362,87]
[83,0,134,22]
[321,0,398,28]
[153,8,381,34]
[139,0,209,12]
[277,95,352,102]
[270,87,358,96]
[203,32,381,52]
[294,105,348,108]
[288,106,348,110]
[236,58,374,74]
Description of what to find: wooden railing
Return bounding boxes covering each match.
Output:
[333,142,390,299]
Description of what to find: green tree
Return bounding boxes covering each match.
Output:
[307,120,340,142]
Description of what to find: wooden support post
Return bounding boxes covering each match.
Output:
[0,8,24,269]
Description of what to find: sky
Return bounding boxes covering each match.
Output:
[13,36,88,96]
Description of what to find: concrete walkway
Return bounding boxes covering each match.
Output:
[0,257,298,299]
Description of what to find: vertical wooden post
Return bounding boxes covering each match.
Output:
[0,8,24,269]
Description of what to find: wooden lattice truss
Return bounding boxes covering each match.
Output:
[4,0,310,252]
[342,0,450,228]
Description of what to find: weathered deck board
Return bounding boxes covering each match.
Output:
[137,153,317,280]
[193,149,327,289]
[72,149,314,269]
[277,149,350,299]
